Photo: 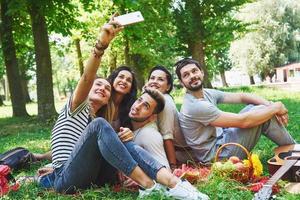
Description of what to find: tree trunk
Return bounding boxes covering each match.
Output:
[28,4,57,120]
[109,50,117,74]
[74,38,84,76]
[189,40,213,88]
[0,96,3,106]
[4,75,9,101]
[131,54,145,89]
[20,78,31,103]
[19,62,32,103]
[1,78,6,100]
[124,35,131,66]
[0,79,4,105]
[0,0,29,116]
[220,69,229,87]
[249,75,255,85]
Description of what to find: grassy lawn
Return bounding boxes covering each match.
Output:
[0,86,299,199]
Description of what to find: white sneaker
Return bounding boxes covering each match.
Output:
[138,181,167,198]
[167,180,210,200]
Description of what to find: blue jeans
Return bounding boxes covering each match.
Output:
[40,118,163,194]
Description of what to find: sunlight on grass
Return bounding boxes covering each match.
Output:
[0,101,66,118]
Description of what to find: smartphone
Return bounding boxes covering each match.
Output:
[114,11,144,26]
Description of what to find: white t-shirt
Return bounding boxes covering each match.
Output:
[157,94,188,148]
[133,121,170,168]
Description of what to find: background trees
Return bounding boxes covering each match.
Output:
[173,0,250,87]
[229,0,300,83]
[0,0,299,118]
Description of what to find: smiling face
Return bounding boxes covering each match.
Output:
[129,93,157,122]
[88,78,111,106]
[113,70,133,95]
[179,64,204,91]
[147,70,170,94]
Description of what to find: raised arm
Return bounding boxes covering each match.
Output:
[222,92,270,105]
[210,102,288,128]
[71,16,123,112]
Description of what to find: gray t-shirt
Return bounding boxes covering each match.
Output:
[179,89,225,163]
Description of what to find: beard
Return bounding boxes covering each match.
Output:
[129,114,152,123]
[183,78,203,91]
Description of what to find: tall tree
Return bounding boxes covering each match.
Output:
[28,3,57,119]
[0,0,28,116]
[173,0,250,87]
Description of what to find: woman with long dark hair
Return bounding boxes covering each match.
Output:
[107,66,137,130]
[146,65,191,169]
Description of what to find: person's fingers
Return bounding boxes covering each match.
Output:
[110,21,122,27]
[119,131,131,140]
[120,131,133,142]
[123,136,133,142]
[118,129,129,137]
[109,12,119,23]
[275,115,283,125]
[281,114,288,125]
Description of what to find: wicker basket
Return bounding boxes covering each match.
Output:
[214,143,254,183]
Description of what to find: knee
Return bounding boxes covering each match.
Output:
[89,117,111,131]
[91,117,109,127]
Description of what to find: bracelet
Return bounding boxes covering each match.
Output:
[95,40,108,51]
[170,163,177,169]
[92,47,104,59]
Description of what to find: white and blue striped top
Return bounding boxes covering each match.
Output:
[51,96,90,169]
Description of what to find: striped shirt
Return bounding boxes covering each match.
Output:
[51,96,90,169]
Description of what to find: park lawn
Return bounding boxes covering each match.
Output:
[0,86,299,200]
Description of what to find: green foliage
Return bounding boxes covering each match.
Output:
[229,0,300,79]
[172,0,251,81]
[113,0,179,79]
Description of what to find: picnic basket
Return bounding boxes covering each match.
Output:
[214,142,254,183]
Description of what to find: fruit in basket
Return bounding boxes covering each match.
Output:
[222,160,237,171]
[229,156,241,164]
[212,160,236,172]
[234,162,247,171]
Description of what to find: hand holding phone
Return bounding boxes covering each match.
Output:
[114,11,144,26]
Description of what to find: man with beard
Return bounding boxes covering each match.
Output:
[175,58,296,164]
[123,88,170,168]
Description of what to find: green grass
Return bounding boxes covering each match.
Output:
[1,86,300,199]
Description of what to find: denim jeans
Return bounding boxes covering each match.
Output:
[40,118,163,194]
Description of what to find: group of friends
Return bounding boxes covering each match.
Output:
[34,17,297,200]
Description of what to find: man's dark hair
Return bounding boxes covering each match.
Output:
[174,58,203,81]
[143,88,165,114]
[148,65,173,94]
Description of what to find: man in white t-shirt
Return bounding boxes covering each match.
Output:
[174,58,296,164]
[127,88,170,168]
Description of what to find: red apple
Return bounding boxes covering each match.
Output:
[234,162,246,171]
[229,156,241,164]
